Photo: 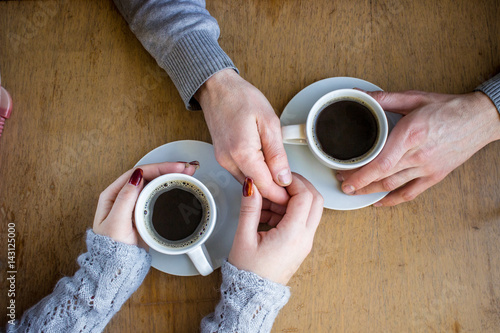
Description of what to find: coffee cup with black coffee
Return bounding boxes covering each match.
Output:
[134,173,217,276]
[281,89,388,170]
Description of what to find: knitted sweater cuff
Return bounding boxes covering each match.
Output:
[160,30,238,110]
[200,260,290,332]
[475,73,500,115]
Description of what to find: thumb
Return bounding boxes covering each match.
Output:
[234,178,262,246]
[106,168,145,223]
[259,118,293,186]
[357,89,421,116]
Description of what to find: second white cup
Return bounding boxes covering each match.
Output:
[281,89,388,170]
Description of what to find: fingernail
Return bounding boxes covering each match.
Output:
[335,172,344,182]
[177,161,187,164]
[373,202,383,207]
[189,161,200,169]
[342,184,355,195]
[243,177,253,197]
[277,169,292,185]
[128,168,143,186]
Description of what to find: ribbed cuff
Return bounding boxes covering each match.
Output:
[161,30,238,110]
[475,73,500,115]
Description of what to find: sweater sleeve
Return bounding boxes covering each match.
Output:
[112,0,238,110]
[475,72,500,115]
[200,261,291,333]
[6,230,151,333]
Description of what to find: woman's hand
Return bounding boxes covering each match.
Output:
[228,174,324,285]
[93,161,199,248]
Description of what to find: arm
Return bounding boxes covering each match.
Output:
[201,175,324,332]
[113,1,292,204]
[112,0,236,110]
[6,162,198,332]
[337,73,500,206]
[7,231,151,333]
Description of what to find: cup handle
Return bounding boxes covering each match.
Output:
[282,124,307,145]
[187,244,214,276]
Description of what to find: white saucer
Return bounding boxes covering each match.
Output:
[280,77,402,210]
[135,140,241,276]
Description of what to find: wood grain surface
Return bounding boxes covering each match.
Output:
[0,1,499,332]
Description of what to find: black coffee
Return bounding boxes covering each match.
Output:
[152,188,203,241]
[314,100,378,160]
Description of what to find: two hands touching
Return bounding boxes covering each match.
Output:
[196,69,499,207]
[93,161,323,285]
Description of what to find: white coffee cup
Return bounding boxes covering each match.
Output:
[134,173,217,276]
[281,89,388,170]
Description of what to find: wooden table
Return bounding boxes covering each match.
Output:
[1,1,499,332]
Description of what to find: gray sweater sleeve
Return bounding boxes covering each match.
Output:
[112,0,238,110]
[475,72,500,115]
[6,230,151,333]
[201,261,291,333]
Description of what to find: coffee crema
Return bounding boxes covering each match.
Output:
[313,99,379,161]
[142,180,211,248]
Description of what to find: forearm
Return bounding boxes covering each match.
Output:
[113,0,237,109]
[7,231,151,333]
[200,261,291,333]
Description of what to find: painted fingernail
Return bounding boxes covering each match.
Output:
[243,177,253,197]
[342,184,355,195]
[277,169,292,185]
[335,172,344,182]
[189,161,200,169]
[128,168,143,186]
[373,202,383,207]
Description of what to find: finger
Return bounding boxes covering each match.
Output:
[261,198,287,216]
[360,90,428,115]
[340,121,415,195]
[94,170,136,225]
[234,178,263,246]
[236,148,290,205]
[94,162,195,225]
[353,167,422,195]
[292,174,324,231]
[260,210,284,227]
[373,177,437,207]
[139,161,198,181]
[277,174,315,231]
[258,116,292,186]
[106,168,145,223]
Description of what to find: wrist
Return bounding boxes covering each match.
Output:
[469,91,500,142]
[194,68,239,108]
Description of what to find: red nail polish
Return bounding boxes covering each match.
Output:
[243,177,253,197]
[128,168,143,186]
[189,161,200,169]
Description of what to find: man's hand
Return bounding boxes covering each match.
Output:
[337,90,500,207]
[195,69,291,205]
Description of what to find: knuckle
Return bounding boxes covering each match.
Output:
[377,157,394,174]
[230,145,254,165]
[214,149,232,168]
[381,178,398,192]
[98,191,107,202]
[401,191,417,202]
[404,127,426,148]
[314,192,324,206]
